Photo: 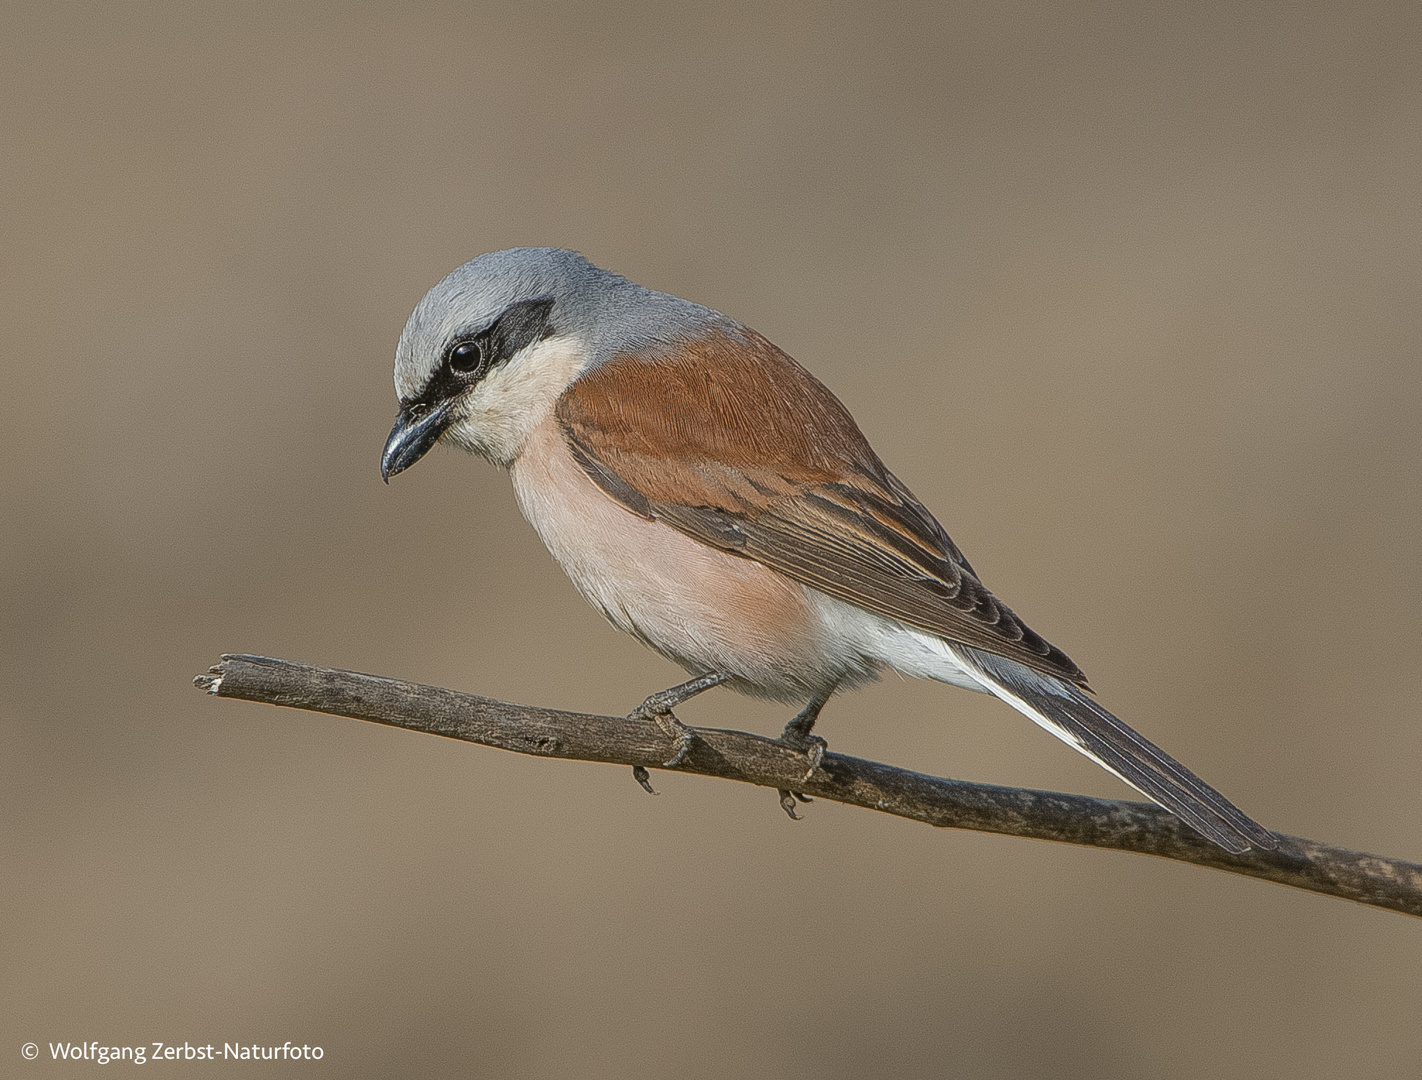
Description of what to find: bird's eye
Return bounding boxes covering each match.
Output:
[449,341,483,374]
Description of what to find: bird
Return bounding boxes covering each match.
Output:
[380,247,1276,854]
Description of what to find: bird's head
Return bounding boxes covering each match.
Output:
[380,247,718,477]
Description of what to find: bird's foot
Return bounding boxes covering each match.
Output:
[628,699,696,768]
[627,673,726,768]
[778,717,829,783]
[771,694,832,816]
[778,789,814,820]
[649,710,697,768]
[631,765,657,795]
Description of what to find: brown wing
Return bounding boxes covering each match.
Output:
[556,328,1089,688]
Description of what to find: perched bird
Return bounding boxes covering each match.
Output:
[381,247,1276,854]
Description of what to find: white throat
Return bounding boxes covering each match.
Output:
[442,335,592,467]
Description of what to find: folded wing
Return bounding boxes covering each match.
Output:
[557,327,1089,687]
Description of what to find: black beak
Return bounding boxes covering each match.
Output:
[381,400,455,482]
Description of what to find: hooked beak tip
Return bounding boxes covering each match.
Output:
[381,400,451,483]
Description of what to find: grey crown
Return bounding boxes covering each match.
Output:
[393,248,736,402]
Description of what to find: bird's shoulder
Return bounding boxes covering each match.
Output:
[557,325,874,492]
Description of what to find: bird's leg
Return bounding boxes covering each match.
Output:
[628,671,728,772]
[780,694,831,777]
[775,693,832,815]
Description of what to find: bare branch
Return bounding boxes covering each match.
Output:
[195,653,1422,918]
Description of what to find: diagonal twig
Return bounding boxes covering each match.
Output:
[194,653,1422,919]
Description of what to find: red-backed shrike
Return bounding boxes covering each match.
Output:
[381,248,1275,853]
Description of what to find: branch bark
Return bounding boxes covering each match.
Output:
[195,653,1422,918]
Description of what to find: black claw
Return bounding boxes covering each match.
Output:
[779,789,803,819]
[632,765,657,795]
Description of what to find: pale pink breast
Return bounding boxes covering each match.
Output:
[508,416,878,701]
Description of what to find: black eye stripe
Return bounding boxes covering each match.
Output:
[483,296,556,367]
[440,296,555,377]
[403,296,558,411]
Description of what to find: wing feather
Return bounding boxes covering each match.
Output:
[556,331,1088,686]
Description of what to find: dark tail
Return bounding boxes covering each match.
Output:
[958,647,1277,854]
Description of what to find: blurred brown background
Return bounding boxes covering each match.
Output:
[4,1,1420,1076]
